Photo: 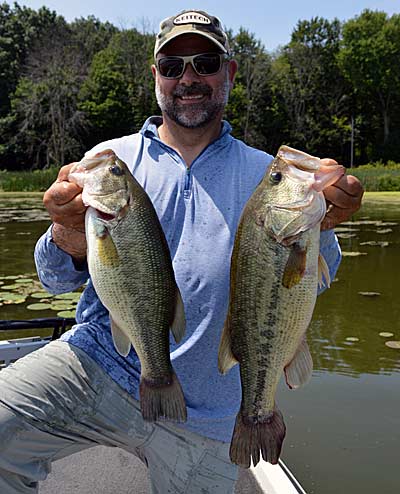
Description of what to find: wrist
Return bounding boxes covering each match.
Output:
[51,223,87,263]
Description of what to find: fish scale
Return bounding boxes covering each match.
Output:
[69,149,187,423]
[218,145,344,468]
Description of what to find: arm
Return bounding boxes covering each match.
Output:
[35,163,89,294]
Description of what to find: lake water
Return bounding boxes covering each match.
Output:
[0,192,399,494]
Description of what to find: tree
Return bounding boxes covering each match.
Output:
[0,2,63,167]
[338,10,400,161]
[225,28,283,152]
[0,2,59,118]
[275,17,350,162]
[80,29,157,147]
[5,20,88,168]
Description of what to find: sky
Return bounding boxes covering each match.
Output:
[4,0,400,51]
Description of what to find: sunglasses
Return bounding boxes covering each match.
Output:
[156,53,229,79]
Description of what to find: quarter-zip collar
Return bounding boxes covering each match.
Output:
[140,115,233,150]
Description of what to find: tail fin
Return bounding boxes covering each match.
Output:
[139,372,187,423]
[229,407,286,468]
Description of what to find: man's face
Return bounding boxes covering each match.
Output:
[152,34,237,129]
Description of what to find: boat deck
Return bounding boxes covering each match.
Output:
[40,445,298,494]
[1,321,306,494]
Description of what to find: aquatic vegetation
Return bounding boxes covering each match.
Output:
[0,273,81,317]
[359,241,389,247]
[385,341,400,349]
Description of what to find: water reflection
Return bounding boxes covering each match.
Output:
[1,194,400,376]
[309,207,400,376]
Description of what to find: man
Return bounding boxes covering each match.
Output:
[0,10,363,493]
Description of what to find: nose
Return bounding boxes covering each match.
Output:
[179,61,201,84]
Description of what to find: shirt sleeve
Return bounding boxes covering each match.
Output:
[318,229,342,295]
[34,226,89,294]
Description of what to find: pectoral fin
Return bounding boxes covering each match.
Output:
[96,232,120,268]
[218,318,239,374]
[318,253,331,288]
[110,316,131,357]
[282,244,307,289]
[170,288,186,343]
[284,337,313,389]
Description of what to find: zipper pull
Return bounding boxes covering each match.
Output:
[184,166,191,198]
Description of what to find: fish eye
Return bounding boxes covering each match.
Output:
[269,171,282,185]
[109,165,124,176]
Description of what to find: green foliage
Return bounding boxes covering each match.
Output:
[338,10,400,160]
[0,3,400,178]
[275,17,350,161]
[0,167,59,191]
[225,28,284,151]
[79,29,157,146]
[349,162,400,191]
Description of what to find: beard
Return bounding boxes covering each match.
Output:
[155,73,231,129]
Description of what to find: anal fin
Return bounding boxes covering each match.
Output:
[318,253,331,288]
[110,316,131,357]
[170,288,186,343]
[284,337,313,389]
[218,318,239,374]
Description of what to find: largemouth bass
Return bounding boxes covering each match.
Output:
[218,145,344,467]
[69,149,187,423]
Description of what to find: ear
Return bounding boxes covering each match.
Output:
[151,64,157,79]
[228,59,238,89]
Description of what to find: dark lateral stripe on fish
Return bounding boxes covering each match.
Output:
[252,241,281,410]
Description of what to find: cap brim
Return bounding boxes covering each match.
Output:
[155,28,227,57]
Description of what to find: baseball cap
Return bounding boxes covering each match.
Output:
[154,10,230,57]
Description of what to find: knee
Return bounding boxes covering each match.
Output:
[0,403,24,452]
[0,403,49,483]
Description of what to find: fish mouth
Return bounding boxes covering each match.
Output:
[95,209,116,221]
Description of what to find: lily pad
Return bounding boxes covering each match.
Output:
[27,303,52,310]
[55,293,81,302]
[379,332,394,338]
[337,233,357,239]
[50,304,75,311]
[345,337,359,342]
[4,297,26,305]
[342,251,367,257]
[376,228,393,234]
[385,341,400,349]
[1,284,22,290]
[0,293,26,301]
[335,227,360,233]
[359,241,389,247]
[56,310,76,318]
[15,278,34,283]
[358,291,381,297]
[31,292,53,299]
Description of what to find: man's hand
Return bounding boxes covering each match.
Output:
[43,163,87,261]
[320,159,364,230]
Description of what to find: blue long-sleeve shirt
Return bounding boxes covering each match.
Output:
[35,117,341,442]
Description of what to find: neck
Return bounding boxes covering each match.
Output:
[158,113,223,167]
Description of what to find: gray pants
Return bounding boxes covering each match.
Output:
[0,341,238,493]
